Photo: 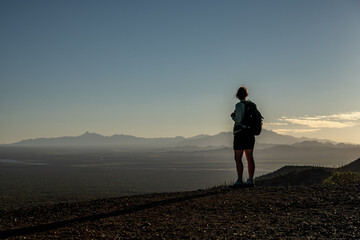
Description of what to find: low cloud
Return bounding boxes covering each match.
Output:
[326,112,360,121]
[267,111,360,133]
[283,118,356,128]
[263,122,288,127]
[272,129,321,134]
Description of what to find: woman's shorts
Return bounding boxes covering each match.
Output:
[233,131,255,150]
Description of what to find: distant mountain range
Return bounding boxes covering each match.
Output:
[1,130,360,187]
[3,129,357,149]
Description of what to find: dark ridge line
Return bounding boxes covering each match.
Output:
[0,187,231,239]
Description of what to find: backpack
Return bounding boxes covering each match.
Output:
[241,101,264,136]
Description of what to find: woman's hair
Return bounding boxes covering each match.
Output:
[236,86,248,100]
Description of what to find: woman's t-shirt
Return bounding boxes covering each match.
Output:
[232,100,248,125]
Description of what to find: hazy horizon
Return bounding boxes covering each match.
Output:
[1,1,360,144]
[1,127,360,145]
[2,128,360,146]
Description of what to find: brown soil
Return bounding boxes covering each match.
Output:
[1,184,359,239]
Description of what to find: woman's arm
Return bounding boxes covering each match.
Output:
[232,102,245,124]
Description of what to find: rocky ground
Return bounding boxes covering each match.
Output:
[1,184,359,239]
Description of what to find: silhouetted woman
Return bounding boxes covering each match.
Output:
[231,86,256,187]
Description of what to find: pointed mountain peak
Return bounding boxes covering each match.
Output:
[80,132,104,138]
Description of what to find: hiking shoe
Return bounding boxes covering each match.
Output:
[231,179,246,189]
[235,179,243,185]
[245,178,255,188]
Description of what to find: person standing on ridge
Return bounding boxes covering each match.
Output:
[231,86,258,188]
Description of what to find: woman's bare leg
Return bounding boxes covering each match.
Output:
[234,150,244,181]
[245,149,255,179]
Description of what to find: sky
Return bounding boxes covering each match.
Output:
[1,0,360,144]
